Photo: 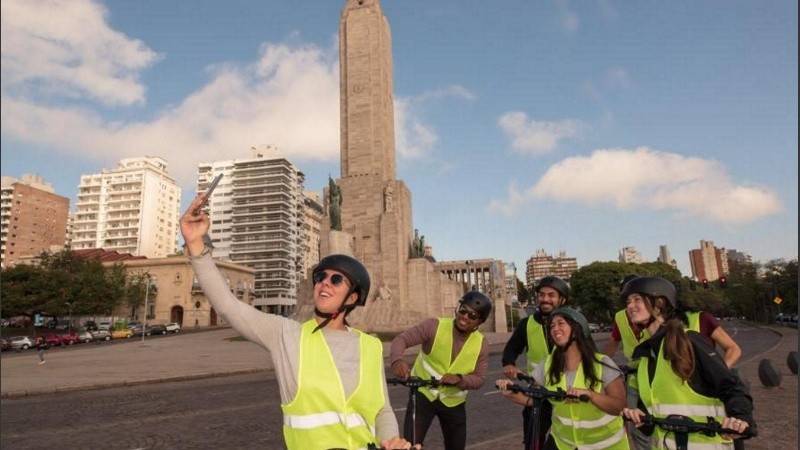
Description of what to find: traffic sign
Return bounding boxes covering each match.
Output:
[774,296,783,305]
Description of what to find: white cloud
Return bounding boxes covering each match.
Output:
[1,41,342,188]
[0,0,447,189]
[489,147,782,224]
[395,84,476,160]
[498,112,584,156]
[0,0,161,106]
[604,67,630,90]
[556,0,580,33]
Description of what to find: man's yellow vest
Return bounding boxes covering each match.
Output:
[544,354,630,450]
[411,318,482,407]
[525,316,550,375]
[281,320,385,450]
[637,341,731,449]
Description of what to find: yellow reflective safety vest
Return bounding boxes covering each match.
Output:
[614,309,649,361]
[637,341,731,449]
[411,318,482,407]
[544,354,630,450]
[281,320,385,450]
[525,316,550,375]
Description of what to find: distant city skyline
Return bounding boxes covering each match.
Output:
[2,0,797,277]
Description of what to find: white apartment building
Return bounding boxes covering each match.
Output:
[71,157,181,258]
[619,246,644,264]
[197,145,309,315]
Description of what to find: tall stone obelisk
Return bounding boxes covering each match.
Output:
[299,0,465,332]
[333,0,414,314]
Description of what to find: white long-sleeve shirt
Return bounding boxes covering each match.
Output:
[190,253,400,440]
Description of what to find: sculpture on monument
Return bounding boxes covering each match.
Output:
[384,184,394,212]
[410,228,426,258]
[328,176,343,231]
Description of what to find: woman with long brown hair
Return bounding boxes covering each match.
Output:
[620,277,755,449]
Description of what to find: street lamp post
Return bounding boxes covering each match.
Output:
[142,276,151,343]
[65,302,72,333]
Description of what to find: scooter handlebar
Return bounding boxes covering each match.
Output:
[623,414,755,438]
[497,382,590,402]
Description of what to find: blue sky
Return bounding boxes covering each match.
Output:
[2,0,797,277]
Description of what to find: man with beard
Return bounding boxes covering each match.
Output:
[501,276,570,450]
[389,291,492,450]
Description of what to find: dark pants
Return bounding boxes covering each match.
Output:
[403,390,467,450]
[522,400,553,450]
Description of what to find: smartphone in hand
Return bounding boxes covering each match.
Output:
[194,173,223,214]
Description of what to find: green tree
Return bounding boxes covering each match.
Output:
[569,261,682,323]
[516,279,531,305]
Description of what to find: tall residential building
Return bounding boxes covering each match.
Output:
[689,239,729,282]
[504,262,519,303]
[525,249,579,289]
[1,174,70,268]
[300,191,324,274]
[71,157,181,258]
[619,246,644,264]
[657,244,678,269]
[198,145,307,314]
[726,249,753,266]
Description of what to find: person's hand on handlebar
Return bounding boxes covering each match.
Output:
[391,360,411,379]
[502,364,518,379]
[439,373,462,386]
[565,387,593,404]
[495,379,530,406]
[621,407,646,426]
[720,416,750,440]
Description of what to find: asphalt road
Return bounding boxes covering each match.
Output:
[0,319,779,450]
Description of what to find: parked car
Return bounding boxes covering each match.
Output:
[98,322,112,331]
[91,330,112,341]
[60,332,80,345]
[111,329,133,339]
[1,338,10,351]
[165,323,181,334]
[84,320,98,331]
[77,331,95,343]
[10,336,35,350]
[127,321,140,330]
[45,334,64,346]
[145,324,167,336]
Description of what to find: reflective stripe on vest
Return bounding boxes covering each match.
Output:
[411,318,482,407]
[281,320,384,450]
[637,341,730,449]
[544,353,629,450]
[525,316,549,375]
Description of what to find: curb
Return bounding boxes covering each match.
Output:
[1,368,267,399]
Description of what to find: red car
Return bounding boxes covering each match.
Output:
[45,334,64,346]
[60,332,80,345]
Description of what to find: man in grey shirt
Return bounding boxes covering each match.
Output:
[181,194,415,450]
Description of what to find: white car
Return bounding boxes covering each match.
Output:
[98,322,112,331]
[77,331,94,343]
[165,322,181,333]
[10,336,35,350]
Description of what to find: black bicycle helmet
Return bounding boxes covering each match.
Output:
[551,307,591,339]
[459,291,492,321]
[535,276,570,300]
[619,274,639,292]
[619,276,676,308]
[312,254,371,306]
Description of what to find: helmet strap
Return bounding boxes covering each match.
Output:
[312,287,358,333]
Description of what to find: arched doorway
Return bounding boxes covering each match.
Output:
[210,308,218,326]
[170,306,184,325]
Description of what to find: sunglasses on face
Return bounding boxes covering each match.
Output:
[313,271,347,286]
[457,306,480,321]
